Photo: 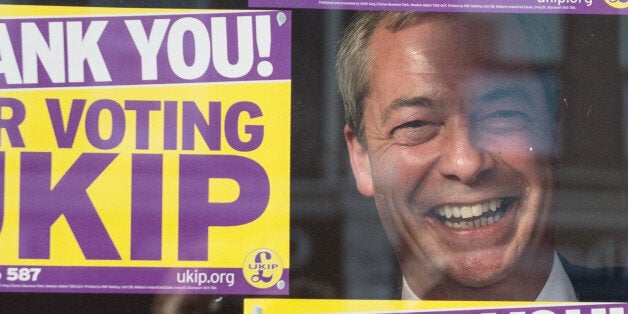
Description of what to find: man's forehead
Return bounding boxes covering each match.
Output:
[366,14,546,98]
[371,13,535,67]
[365,16,550,121]
[367,17,503,89]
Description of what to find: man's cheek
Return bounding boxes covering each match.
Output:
[373,161,416,193]
[483,131,552,162]
[523,117,555,155]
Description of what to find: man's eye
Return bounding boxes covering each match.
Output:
[400,120,429,129]
[392,120,440,145]
[477,110,529,133]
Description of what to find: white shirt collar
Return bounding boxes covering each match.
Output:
[401,252,578,301]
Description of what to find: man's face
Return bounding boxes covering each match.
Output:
[345,17,556,297]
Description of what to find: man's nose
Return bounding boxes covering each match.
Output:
[437,124,495,184]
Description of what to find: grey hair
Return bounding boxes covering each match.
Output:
[336,11,436,148]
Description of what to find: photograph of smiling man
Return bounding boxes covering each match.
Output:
[339,11,625,301]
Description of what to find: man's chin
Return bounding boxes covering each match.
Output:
[442,255,517,288]
[449,271,509,289]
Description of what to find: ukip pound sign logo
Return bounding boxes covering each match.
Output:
[243,248,284,289]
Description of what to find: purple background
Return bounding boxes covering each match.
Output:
[249,0,628,15]
[0,266,289,295]
[0,10,291,89]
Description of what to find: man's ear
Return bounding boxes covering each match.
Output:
[344,125,374,197]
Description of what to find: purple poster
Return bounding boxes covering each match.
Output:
[0,5,291,295]
[249,0,628,15]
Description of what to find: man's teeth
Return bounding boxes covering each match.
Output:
[435,199,504,229]
[443,212,504,229]
[437,199,501,218]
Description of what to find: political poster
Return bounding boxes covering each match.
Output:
[0,5,291,295]
[249,0,628,15]
[243,299,627,314]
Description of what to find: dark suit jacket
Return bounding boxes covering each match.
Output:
[560,256,627,301]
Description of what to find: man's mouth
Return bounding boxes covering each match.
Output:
[431,197,516,229]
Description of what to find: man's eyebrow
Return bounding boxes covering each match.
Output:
[381,96,439,126]
[475,85,534,107]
